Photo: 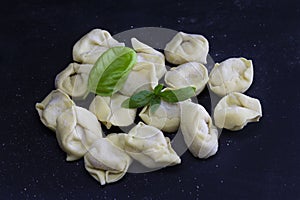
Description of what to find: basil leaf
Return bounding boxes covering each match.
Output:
[122,90,154,108]
[153,84,164,95]
[159,87,196,103]
[150,96,161,114]
[88,46,137,96]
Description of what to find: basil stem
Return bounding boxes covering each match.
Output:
[153,84,164,95]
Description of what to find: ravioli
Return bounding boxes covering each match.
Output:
[139,100,180,133]
[36,89,75,131]
[208,57,253,96]
[55,62,93,98]
[56,106,103,161]
[213,92,262,131]
[73,29,124,64]
[131,38,166,80]
[180,101,219,159]
[124,122,181,168]
[89,93,136,129]
[84,137,132,185]
[164,32,209,64]
[165,62,209,95]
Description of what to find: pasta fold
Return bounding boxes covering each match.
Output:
[165,62,208,95]
[55,63,93,98]
[36,89,75,131]
[124,122,181,168]
[56,106,103,161]
[131,38,166,79]
[89,93,136,129]
[84,137,132,185]
[180,101,219,159]
[139,101,180,133]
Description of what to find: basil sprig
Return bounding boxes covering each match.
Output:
[122,84,196,113]
[88,46,137,96]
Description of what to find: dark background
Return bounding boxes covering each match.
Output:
[1,0,299,199]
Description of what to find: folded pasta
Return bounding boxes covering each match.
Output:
[208,57,254,96]
[89,93,136,129]
[119,62,158,96]
[56,106,103,161]
[106,133,128,150]
[180,101,219,159]
[84,137,132,185]
[164,32,209,64]
[55,63,93,98]
[35,89,75,131]
[73,29,124,64]
[124,122,181,168]
[213,92,262,131]
[131,38,166,80]
[165,62,209,95]
[139,100,180,133]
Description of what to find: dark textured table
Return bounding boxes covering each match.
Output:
[1,0,299,199]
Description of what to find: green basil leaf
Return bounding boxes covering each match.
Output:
[153,84,164,95]
[159,87,196,103]
[88,46,137,96]
[121,90,154,108]
[149,96,161,114]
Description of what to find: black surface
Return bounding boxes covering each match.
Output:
[1,0,300,199]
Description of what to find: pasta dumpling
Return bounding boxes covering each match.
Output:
[119,62,158,96]
[164,32,209,65]
[180,101,219,159]
[84,137,132,185]
[124,122,181,168]
[56,106,103,161]
[89,93,136,129]
[35,89,75,131]
[208,57,254,96]
[139,101,180,133]
[73,29,124,64]
[213,92,262,131]
[164,62,209,95]
[131,38,166,79]
[106,133,128,150]
[55,63,93,98]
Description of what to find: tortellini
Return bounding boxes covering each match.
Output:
[213,92,262,131]
[164,62,209,95]
[131,38,166,80]
[55,63,93,98]
[180,101,219,159]
[139,101,180,133]
[124,122,181,168]
[56,106,103,161]
[119,62,158,96]
[106,133,128,150]
[35,89,75,131]
[89,93,136,129]
[208,57,254,96]
[84,137,132,185]
[73,29,124,64]
[164,32,209,65]
[36,27,265,183]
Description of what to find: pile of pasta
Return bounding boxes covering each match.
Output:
[36,29,262,185]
